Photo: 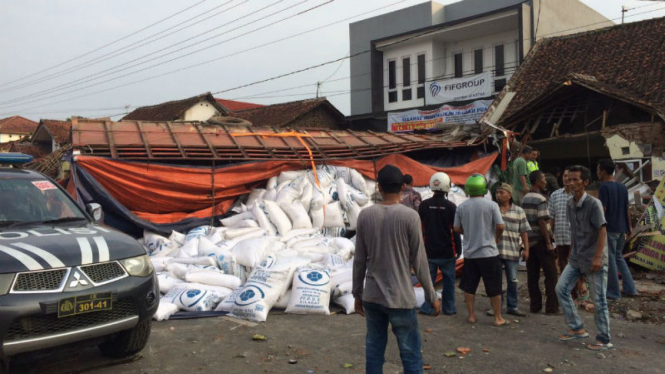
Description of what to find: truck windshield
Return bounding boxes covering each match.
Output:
[0,178,86,225]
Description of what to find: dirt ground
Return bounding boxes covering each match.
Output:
[10,270,665,374]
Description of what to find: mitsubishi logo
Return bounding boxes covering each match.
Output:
[69,271,89,288]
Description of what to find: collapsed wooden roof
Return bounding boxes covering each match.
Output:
[71,118,483,162]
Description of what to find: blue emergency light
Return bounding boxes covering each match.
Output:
[0,152,34,164]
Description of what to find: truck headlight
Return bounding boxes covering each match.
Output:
[120,255,154,277]
[0,273,15,296]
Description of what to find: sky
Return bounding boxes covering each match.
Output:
[0,0,664,121]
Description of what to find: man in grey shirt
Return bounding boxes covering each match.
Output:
[353,165,440,374]
[453,174,508,326]
[555,165,611,351]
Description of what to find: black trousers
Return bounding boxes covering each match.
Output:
[527,241,559,313]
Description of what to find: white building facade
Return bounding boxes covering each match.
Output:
[348,0,612,130]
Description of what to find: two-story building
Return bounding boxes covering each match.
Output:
[348,0,612,131]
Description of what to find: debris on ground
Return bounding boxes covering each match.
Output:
[456,347,471,356]
[252,334,267,341]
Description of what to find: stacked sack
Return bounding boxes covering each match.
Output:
[145,166,378,322]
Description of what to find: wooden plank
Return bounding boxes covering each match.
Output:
[165,122,186,158]
[192,124,220,159]
[102,120,118,159]
[135,122,153,159]
[222,125,250,159]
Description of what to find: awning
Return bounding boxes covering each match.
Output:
[71,118,482,162]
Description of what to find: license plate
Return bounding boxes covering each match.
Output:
[58,292,113,318]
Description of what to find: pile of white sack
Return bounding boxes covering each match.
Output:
[144,165,393,322]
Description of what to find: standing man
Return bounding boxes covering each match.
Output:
[555,165,612,351]
[492,183,530,317]
[549,168,573,273]
[522,170,559,314]
[353,165,441,374]
[597,159,637,299]
[454,174,508,326]
[527,149,540,173]
[510,145,532,206]
[400,174,422,211]
[419,172,461,316]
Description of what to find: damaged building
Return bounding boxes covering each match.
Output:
[483,16,665,183]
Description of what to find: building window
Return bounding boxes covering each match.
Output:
[495,45,505,77]
[417,54,425,84]
[474,49,483,74]
[454,53,463,77]
[403,88,412,101]
[403,57,411,87]
[388,91,398,103]
[494,78,506,92]
[388,60,396,89]
[417,86,425,99]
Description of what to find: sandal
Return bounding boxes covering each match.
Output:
[559,331,589,341]
[493,320,511,327]
[587,342,613,351]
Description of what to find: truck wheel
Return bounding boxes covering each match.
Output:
[98,319,152,358]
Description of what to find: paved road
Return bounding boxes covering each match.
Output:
[11,293,665,374]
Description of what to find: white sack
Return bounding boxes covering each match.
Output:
[320,227,347,237]
[280,228,321,243]
[221,211,255,227]
[153,301,180,321]
[184,283,233,299]
[206,230,224,245]
[323,202,345,228]
[198,237,221,257]
[252,204,277,236]
[323,253,346,269]
[310,207,324,229]
[286,267,332,315]
[346,201,361,230]
[300,181,313,212]
[274,289,292,309]
[233,229,268,242]
[264,188,277,202]
[185,226,210,242]
[210,249,246,281]
[280,201,312,230]
[215,288,243,312]
[185,271,242,290]
[150,257,171,272]
[266,176,278,190]
[178,238,200,258]
[231,267,290,322]
[167,256,217,268]
[157,273,185,294]
[224,227,261,240]
[163,288,221,312]
[264,200,292,236]
[333,294,356,315]
[232,237,273,268]
[308,169,333,189]
[332,280,353,299]
[169,231,186,246]
[278,170,305,184]
[246,189,266,208]
[233,219,259,229]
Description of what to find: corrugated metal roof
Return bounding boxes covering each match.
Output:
[71,118,481,161]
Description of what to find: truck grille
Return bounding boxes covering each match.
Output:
[5,299,137,342]
[13,269,67,292]
[80,262,126,283]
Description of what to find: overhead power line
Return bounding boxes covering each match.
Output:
[0,0,241,94]
[0,0,209,88]
[2,1,663,116]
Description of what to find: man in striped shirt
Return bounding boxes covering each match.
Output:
[549,168,573,273]
[491,183,531,317]
[522,170,560,314]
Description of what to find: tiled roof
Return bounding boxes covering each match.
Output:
[215,98,264,112]
[8,142,49,159]
[233,98,344,128]
[39,119,72,145]
[497,17,665,123]
[122,92,230,121]
[0,116,38,134]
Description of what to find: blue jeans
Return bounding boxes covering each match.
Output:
[502,259,520,312]
[364,302,423,374]
[420,258,456,315]
[606,232,637,299]
[555,264,611,344]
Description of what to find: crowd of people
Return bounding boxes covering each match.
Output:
[352,147,638,374]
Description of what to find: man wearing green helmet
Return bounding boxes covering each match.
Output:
[454,173,508,326]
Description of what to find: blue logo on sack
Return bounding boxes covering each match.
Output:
[299,270,330,287]
[234,286,265,306]
[429,82,442,97]
[239,290,255,301]
[186,290,201,298]
[307,272,323,282]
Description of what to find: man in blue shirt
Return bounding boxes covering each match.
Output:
[597,159,637,300]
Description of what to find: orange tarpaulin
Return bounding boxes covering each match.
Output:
[75,153,497,224]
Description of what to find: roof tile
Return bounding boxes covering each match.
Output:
[0,116,38,134]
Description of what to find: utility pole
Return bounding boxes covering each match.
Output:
[315,82,321,98]
[622,5,628,23]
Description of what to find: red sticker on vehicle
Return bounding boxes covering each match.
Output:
[32,181,58,191]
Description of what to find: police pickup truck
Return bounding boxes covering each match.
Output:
[0,154,158,369]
